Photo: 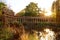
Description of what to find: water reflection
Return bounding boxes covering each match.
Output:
[39,28,56,40]
[21,28,57,40]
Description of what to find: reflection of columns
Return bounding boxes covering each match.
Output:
[37,31,40,40]
[38,32,40,40]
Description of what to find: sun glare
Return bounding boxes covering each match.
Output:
[45,11,52,16]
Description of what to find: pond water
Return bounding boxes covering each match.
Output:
[39,28,56,40]
[21,28,60,40]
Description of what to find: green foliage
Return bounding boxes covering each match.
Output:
[28,34,38,40]
[13,21,20,27]
[0,8,2,17]
[25,2,39,16]
[16,2,40,17]
[0,10,2,14]
[0,27,14,40]
[0,2,6,8]
[17,13,24,16]
[0,21,2,27]
[38,22,52,26]
[16,10,25,16]
[0,2,7,17]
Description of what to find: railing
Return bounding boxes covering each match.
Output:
[16,16,56,24]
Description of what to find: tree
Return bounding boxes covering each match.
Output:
[0,2,7,27]
[0,2,7,17]
[16,9,25,16]
[16,2,41,17]
[0,27,14,40]
[25,2,39,16]
[51,1,56,18]
[0,2,6,8]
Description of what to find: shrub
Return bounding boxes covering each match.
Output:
[0,27,14,40]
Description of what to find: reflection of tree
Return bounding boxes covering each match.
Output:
[56,34,60,40]
[28,33,38,40]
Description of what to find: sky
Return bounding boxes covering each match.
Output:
[1,0,55,14]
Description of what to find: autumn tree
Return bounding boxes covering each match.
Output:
[24,2,39,16]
